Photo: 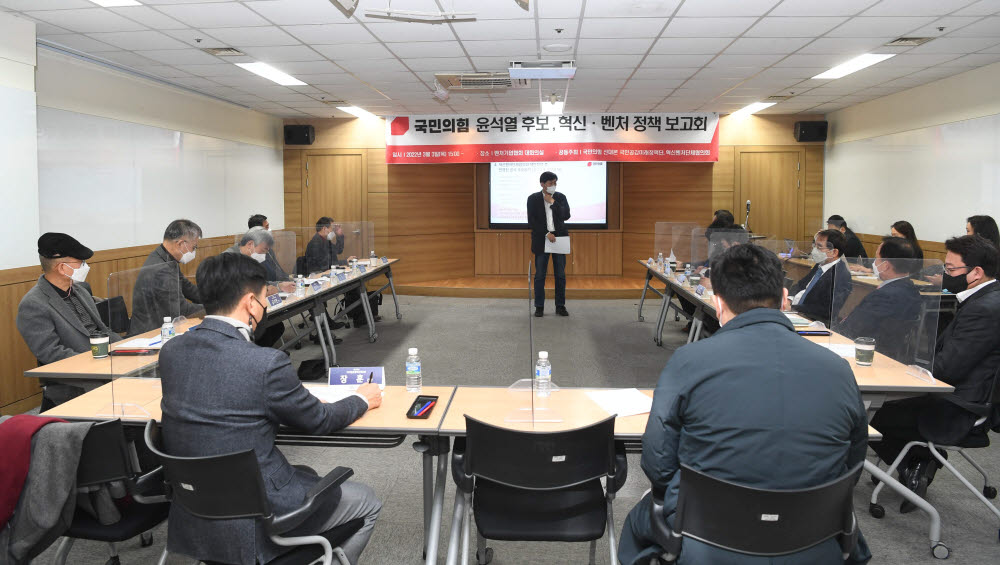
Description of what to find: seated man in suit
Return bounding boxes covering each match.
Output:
[224,227,294,348]
[248,213,291,284]
[16,233,122,408]
[870,234,1000,512]
[788,229,853,327]
[827,214,869,261]
[618,243,869,565]
[128,219,204,335]
[837,237,923,363]
[159,253,382,565]
[305,216,355,274]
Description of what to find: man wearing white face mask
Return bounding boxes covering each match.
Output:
[527,171,571,317]
[129,219,204,336]
[17,233,121,408]
[225,227,293,348]
[787,229,853,327]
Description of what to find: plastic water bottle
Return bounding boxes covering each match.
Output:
[684,263,692,277]
[657,252,664,272]
[535,351,552,397]
[295,275,305,297]
[370,250,377,266]
[405,348,422,392]
[160,317,175,343]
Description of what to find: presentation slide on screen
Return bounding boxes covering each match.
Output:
[490,161,607,225]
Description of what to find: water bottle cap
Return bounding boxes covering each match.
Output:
[298,274,303,278]
[538,351,548,359]
[408,348,418,355]
[163,317,171,323]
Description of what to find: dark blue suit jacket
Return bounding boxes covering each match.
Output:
[159,318,367,564]
[790,260,853,327]
[837,277,922,364]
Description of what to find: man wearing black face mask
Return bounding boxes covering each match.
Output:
[870,234,1000,512]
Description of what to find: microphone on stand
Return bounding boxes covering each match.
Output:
[744,199,752,233]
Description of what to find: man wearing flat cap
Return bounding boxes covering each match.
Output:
[17,233,121,408]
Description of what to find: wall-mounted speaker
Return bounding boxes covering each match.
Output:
[284,124,315,145]
[794,121,828,142]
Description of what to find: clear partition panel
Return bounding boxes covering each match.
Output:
[508,257,562,424]
[283,223,376,276]
[271,229,297,277]
[652,222,700,268]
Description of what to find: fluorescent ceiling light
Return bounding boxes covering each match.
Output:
[729,102,775,119]
[235,62,306,86]
[813,53,895,79]
[337,106,379,120]
[541,100,564,115]
[89,0,142,6]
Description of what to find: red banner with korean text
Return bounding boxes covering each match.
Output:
[385,113,719,164]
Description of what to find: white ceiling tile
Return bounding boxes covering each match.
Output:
[447,0,532,19]
[583,0,680,17]
[573,68,634,80]
[947,16,1000,36]
[577,38,655,54]
[335,58,409,72]
[650,37,734,54]
[677,0,780,17]
[156,3,269,28]
[906,16,983,38]
[662,17,758,37]
[579,17,667,38]
[452,19,535,41]
[641,53,716,67]
[205,26,300,47]
[282,24,377,44]
[240,45,323,62]
[574,53,644,67]
[0,0,90,9]
[22,17,72,36]
[167,76,222,90]
[135,48,221,65]
[109,6,187,30]
[96,51,165,68]
[365,21,457,42]
[538,19,580,40]
[694,66,762,79]
[710,53,785,66]
[939,52,1000,65]
[755,66,828,78]
[628,76,695,87]
[43,33,118,52]
[404,57,474,71]
[775,53,859,67]
[173,63,251,77]
[244,0,352,25]
[955,0,1000,16]
[725,37,811,54]
[745,17,847,37]
[683,78,745,88]
[631,67,701,79]
[469,55,540,69]
[826,17,937,37]
[462,39,537,56]
[386,41,464,58]
[880,53,962,67]
[88,30,189,50]
[771,0,879,17]
[275,60,342,73]
[907,66,976,79]
[296,73,358,85]
[796,37,893,54]
[313,42,392,59]
[26,8,147,33]
[862,0,978,17]
[162,28,229,48]
[140,65,193,78]
[909,37,1000,53]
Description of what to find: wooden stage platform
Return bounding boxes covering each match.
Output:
[396,276,648,299]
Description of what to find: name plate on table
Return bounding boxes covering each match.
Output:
[675,274,687,284]
[358,265,367,274]
[329,366,385,387]
[336,272,347,282]
[311,281,322,292]
[266,294,283,307]
[695,285,706,297]
[381,256,389,264]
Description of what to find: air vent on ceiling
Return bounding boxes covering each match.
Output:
[202,47,246,57]
[884,37,934,47]
[321,99,349,106]
[765,95,792,101]
[435,72,529,90]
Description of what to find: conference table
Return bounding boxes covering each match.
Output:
[24,259,403,385]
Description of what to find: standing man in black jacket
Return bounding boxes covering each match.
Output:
[870,234,1000,511]
[527,171,571,317]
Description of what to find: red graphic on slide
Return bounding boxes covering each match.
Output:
[390,117,409,136]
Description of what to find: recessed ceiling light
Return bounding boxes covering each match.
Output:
[543,43,573,53]
[89,0,142,6]
[813,53,895,80]
[235,62,306,86]
[337,106,379,120]
[729,102,775,119]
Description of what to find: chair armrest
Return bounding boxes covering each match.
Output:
[451,438,473,493]
[649,491,681,561]
[608,443,629,494]
[131,465,169,504]
[270,466,354,535]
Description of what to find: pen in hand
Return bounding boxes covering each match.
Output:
[368,371,374,384]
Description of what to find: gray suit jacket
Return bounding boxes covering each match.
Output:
[16,276,121,365]
[128,246,202,336]
[159,318,368,564]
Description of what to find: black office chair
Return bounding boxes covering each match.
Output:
[294,255,309,277]
[52,419,170,565]
[650,462,863,563]
[448,416,628,565]
[96,296,131,335]
[143,420,362,565]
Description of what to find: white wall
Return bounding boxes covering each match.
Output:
[825,62,1000,241]
[0,12,38,270]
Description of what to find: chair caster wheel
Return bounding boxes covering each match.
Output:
[105,557,121,565]
[369,334,378,343]
[931,542,950,559]
[140,531,153,547]
[869,503,885,519]
[294,343,302,350]
[476,547,493,565]
[638,316,645,322]
[983,485,997,499]
[396,313,403,320]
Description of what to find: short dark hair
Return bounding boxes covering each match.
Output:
[967,215,1000,248]
[315,216,334,232]
[196,253,268,315]
[712,209,735,227]
[539,171,558,184]
[945,234,1000,278]
[878,236,916,274]
[827,214,847,229]
[163,219,202,241]
[248,214,267,229]
[816,229,846,257]
[709,244,784,314]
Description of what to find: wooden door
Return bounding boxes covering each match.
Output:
[304,153,364,258]
[737,151,801,241]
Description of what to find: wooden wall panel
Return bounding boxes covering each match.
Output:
[597,232,622,276]
[284,192,302,230]
[805,146,824,192]
[569,233,598,275]
[388,193,473,236]
[87,260,118,298]
[623,233,655,279]
[475,233,500,275]
[388,164,474,193]
[713,146,735,191]
[498,233,527,275]
[623,162,714,192]
[367,148,388,193]
[388,235,475,283]
[284,150,302,193]
[367,192,389,239]
[623,191,715,234]
[0,281,42,409]
[803,191,824,240]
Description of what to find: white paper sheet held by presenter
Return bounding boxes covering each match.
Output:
[544,236,571,254]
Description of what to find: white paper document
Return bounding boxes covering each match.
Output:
[586,389,653,418]
[817,343,857,358]
[305,385,387,404]
[116,337,163,349]
[544,236,571,254]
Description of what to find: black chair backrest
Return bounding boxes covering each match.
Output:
[674,462,863,556]
[77,419,132,487]
[144,420,270,520]
[294,256,308,277]
[464,415,615,490]
[96,296,130,334]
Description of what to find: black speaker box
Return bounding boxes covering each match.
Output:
[284,124,315,145]
[794,121,828,142]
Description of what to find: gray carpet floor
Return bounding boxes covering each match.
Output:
[30,296,1000,564]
